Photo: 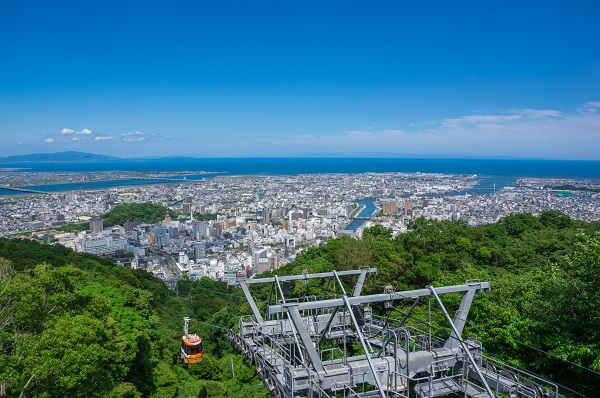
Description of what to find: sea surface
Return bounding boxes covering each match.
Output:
[2,157,600,176]
[1,158,599,197]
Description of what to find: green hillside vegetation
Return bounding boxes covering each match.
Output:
[192,213,218,221]
[101,203,171,227]
[0,209,599,396]
[550,184,600,193]
[57,222,89,233]
[56,203,170,234]
[0,239,267,398]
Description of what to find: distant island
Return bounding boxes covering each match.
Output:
[0,151,119,162]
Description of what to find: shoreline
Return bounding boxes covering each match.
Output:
[0,169,596,199]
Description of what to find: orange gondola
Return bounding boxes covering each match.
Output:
[181,317,204,364]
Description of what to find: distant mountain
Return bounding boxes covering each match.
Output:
[0,151,119,162]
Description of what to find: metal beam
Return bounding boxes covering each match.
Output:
[274,275,287,304]
[268,282,491,315]
[398,296,422,328]
[239,281,264,324]
[429,285,496,398]
[332,270,348,295]
[241,268,378,285]
[341,295,386,398]
[285,304,325,374]
[352,268,369,297]
[444,284,476,350]
[317,306,341,348]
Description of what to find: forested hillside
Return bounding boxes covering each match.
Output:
[0,210,599,397]
[101,203,173,227]
[0,239,267,398]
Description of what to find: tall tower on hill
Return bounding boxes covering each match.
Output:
[162,205,171,227]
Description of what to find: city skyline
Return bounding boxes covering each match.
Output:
[1,1,600,160]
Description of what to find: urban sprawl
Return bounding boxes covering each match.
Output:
[2,172,599,286]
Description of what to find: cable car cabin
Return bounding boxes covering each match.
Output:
[181,333,204,364]
[181,317,204,364]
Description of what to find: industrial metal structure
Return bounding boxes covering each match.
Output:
[227,268,568,398]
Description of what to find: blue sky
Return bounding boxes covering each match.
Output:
[1,1,599,159]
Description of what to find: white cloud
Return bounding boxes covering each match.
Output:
[95,135,113,141]
[77,128,93,135]
[441,114,522,128]
[577,101,600,113]
[60,128,74,135]
[150,133,166,140]
[511,109,561,118]
[273,103,600,159]
[409,121,437,127]
[44,138,55,143]
[121,131,145,142]
[72,137,80,141]
[381,129,407,136]
[346,130,373,137]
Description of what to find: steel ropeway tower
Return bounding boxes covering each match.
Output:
[226,268,572,398]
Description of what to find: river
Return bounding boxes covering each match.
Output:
[345,198,379,231]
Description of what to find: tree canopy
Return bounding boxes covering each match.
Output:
[0,238,265,397]
[101,203,170,227]
[0,209,599,396]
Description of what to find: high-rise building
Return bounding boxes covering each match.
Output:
[193,221,207,239]
[261,209,271,224]
[382,202,399,214]
[123,220,134,232]
[89,216,103,233]
[194,242,206,260]
[169,226,180,237]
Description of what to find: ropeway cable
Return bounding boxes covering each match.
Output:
[513,339,600,378]
[176,285,232,332]
[384,300,592,397]
[192,285,246,299]
[420,299,600,379]
[189,318,232,331]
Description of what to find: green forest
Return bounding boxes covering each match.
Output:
[57,203,171,233]
[1,210,599,397]
[101,203,172,227]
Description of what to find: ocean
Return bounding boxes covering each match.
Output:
[2,157,600,177]
[1,158,599,197]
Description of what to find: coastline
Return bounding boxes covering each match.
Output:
[1,157,600,198]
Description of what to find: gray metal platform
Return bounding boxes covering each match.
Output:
[415,378,462,397]
[463,380,495,398]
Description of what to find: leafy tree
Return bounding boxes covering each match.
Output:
[102,203,169,227]
[57,222,89,233]
[111,382,143,398]
[17,314,128,398]
[362,224,393,240]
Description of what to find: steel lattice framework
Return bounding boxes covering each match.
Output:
[227,268,566,398]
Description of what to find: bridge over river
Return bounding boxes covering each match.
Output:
[0,186,50,195]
